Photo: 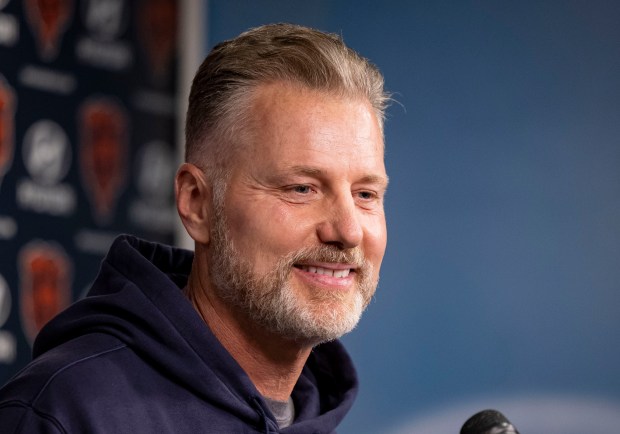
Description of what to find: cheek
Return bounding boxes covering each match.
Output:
[225,202,315,259]
[266,206,320,251]
[363,214,388,265]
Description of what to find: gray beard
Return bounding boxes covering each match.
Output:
[207,203,377,346]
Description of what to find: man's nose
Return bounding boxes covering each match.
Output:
[316,194,363,250]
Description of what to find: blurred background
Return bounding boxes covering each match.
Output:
[1,1,619,433]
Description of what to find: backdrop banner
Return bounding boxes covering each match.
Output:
[0,0,179,384]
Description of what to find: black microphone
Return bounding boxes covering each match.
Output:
[460,409,520,434]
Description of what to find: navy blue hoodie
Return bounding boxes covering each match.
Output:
[0,235,358,433]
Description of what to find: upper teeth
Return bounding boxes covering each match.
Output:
[301,266,351,278]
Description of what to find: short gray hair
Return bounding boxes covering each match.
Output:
[185,23,389,180]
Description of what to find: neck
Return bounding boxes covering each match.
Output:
[186,258,312,401]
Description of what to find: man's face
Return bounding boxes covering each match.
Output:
[208,83,388,345]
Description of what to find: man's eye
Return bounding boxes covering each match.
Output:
[292,185,312,194]
[357,191,375,200]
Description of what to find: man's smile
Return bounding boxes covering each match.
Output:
[294,263,356,279]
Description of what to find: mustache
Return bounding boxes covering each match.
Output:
[285,245,366,269]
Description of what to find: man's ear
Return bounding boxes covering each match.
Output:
[175,163,213,245]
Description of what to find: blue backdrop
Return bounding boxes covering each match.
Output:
[207,1,620,433]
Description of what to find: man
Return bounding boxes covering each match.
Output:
[0,23,390,433]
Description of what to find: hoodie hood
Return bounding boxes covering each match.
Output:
[32,235,358,433]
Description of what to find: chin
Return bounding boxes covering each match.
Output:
[273,292,366,346]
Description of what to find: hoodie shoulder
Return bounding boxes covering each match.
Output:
[0,333,128,433]
[1,333,127,403]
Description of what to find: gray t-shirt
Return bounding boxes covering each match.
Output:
[264,396,295,428]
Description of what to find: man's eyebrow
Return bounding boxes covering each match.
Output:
[287,165,324,177]
[358,174,390,189]
[283,166,389,188]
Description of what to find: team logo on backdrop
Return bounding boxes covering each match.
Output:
[25,0,74,61]
[0,273,16,363]
[19,240,72,344]
[0,274,11,328]
[0,0,19,47]
[135,141,174,205]
[137,0,177,82]
[76,0,132,70]
[22,120,71,186]
[82,0,127,41]
[0,74,16,189]
[78,97,128,225]
[16,119,76,216]
[129,140,175,233]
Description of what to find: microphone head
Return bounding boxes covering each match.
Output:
[460,409,520,434]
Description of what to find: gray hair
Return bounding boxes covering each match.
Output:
[185,23,389,182]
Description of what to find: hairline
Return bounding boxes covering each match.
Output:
[191,79,385,175]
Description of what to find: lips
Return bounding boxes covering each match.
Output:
[296,264,352,278]
[289,246,364,284]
